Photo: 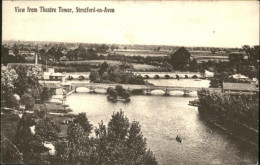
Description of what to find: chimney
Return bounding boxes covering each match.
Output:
[35,53,38,64]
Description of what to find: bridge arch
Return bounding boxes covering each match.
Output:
[192,75,198,79]
[144,75,150,79]
[67,76,73,80]
[75,87,90,93]
[164,75,170,79]
[154,75,160,79]
[150,89,165,95]
[79,75,85,80]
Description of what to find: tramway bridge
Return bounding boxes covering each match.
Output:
[63,72,203,80]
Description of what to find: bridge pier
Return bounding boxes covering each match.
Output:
[164,88,170,96]
[183,89,190,97]
[145,88,152,95]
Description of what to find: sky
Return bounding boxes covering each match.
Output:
[2,1,259,48]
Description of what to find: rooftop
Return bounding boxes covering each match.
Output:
[223,82,257,92]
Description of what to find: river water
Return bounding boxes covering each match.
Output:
[147,79,210,88]
[66,93,258,165]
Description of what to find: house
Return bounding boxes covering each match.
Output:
[229,74,248,80]
[43,68,65,82]
[49,73,64,81]
[222,82,257,95]
[204,70,214,78]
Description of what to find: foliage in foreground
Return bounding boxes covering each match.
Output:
[4,109,157,165]
[53,110,157,165]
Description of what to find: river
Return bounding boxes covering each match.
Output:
[147,79,210,88]
[66,93,258,165]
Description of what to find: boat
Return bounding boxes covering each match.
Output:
[176,136,182,143]
[188,99,200,107]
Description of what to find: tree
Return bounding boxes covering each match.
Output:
[35,116,61,142]
[41,110,158,164]
[89,70,101,82]
[229,53,244,64]
[21,93,35,110]
[189,59,198,72]
[1,46,16,65]
[39,49,46,60]
[98,62,109,76]
[97,44,109,53]
[10,64,42,97]
[4,93,20,109]
[110,45,116,51]
[47,47,57,61]
[14,113,47,164]
[107,110,130,141]
[122,90,131,99]
[1,65,18,106]
[107,87,118,98]
[73,113,93,135]
[242,45,259,65]
[13,44,19,56]
[210,48,217,54]
[67,123,93,164]
[93,110,158,165]
[115,85,124,96]
[169,47,191,70]
[40,87,51,103]
[52,139,69,164]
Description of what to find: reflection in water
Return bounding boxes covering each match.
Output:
[66,93,257,165]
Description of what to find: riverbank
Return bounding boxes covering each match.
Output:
[198,106,258,147]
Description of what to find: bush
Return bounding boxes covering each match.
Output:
[122,90,131,99]
[21,93,35,110]
[115,85,124,95]
[107,87,118,98]
[40,87,51,103]
[4,93,20,109]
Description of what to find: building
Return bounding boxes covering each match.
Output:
[222,82,257,95]
[43,68,65,81]
[229,74,248,80]
[49,73,64,81]
[204,70,214,78]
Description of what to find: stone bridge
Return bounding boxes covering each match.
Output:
[63,72,203,80]
[69,83,220,96]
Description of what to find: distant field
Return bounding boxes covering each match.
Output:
[59,60,160,70]
[112,49,169,57]
[60,60,121,65]
[112,49,230,58]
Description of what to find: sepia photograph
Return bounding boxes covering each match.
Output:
[1,1,259,164]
